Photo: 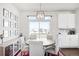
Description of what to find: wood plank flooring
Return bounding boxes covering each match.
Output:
[61,48,79,56]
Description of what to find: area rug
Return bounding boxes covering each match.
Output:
[20,49,65,56]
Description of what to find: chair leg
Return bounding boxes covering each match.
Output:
[45,52,49,56]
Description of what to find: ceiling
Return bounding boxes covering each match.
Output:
[13,3,79,12]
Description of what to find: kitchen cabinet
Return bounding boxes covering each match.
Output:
[58,14,75,29]
[58,35,78,48]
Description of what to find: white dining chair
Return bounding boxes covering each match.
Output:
[30,34,37,40]
[29,41,44,56]
[45,43,56,56]
[47,34,52,40]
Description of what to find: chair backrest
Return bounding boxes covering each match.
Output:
[29,41,44,56]
[47,34,52,40]
[30,34,37,40]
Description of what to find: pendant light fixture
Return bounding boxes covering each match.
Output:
[36,3,45,21]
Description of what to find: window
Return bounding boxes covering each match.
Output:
[29,22,39,34]
[29,16,51,38]
[40,22,50,33]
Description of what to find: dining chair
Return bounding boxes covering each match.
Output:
[45,44,56,56]
[29,41,44,56]
[30,34,37,40]
[47,34,52,40]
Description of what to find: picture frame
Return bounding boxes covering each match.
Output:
[3,30,9,38]
[15,16,17,21]
[3,19,9,27]
[10,12,15,20]
[15,16,18,21]
[15,30,16,36]
[3,8,9,17]
[15,23,16,28]
[10,30,15,37]
[10,22,12,28]
[10,21,11,27]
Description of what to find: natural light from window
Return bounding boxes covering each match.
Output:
[28,16,51,39]
[29,16,51,34]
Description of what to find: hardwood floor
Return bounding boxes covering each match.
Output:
[61,48,79,56]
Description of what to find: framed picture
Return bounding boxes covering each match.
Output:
[10,22,15,28]
[15,23,16,28]
[10,12,15,20]
[15,16,18,21]
[3,30,9,38]
[15,30,17,36]
[10,21,11,27]
[3,19,9,27]
[15,16,17,20]
[3,8,9,17]
[10,30,15,37]
[10,30,11,37]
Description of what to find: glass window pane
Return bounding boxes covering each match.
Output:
[40,22,50,33]
[29,22,39,34]
[28,16,36,20]
[29,16,50,35]
[45,16,51,20]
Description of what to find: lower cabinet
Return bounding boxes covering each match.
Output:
[16,51,21,56]
[5,44,13,56]
[58,35,79,48]
[0,37,24,56]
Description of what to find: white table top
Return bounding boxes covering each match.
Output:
[26,38,55,46]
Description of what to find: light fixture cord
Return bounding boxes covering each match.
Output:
[40,3,41,11]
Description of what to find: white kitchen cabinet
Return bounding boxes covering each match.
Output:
[69,35,78,47]
[58,35,69,48]
[58,14,75,29]
[58,35,78,48]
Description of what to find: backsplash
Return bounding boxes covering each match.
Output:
[59,29,76,35]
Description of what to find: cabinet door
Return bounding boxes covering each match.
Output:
[58,37,62,47]
[62,36,70,48]
[58,14,67,28]
[67,14,75,28]
[58,35,64,47]
[58,35,69,48]
[58,14,75,29]
[70,36,78,47]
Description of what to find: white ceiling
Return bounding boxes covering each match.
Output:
[13,3,79,12]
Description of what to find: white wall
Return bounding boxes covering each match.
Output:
[75,9,79,48]
[76,9,79,34]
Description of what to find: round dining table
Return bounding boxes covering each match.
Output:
[26,38,55,46]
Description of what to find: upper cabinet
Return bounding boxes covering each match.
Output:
[58,13,75,29]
